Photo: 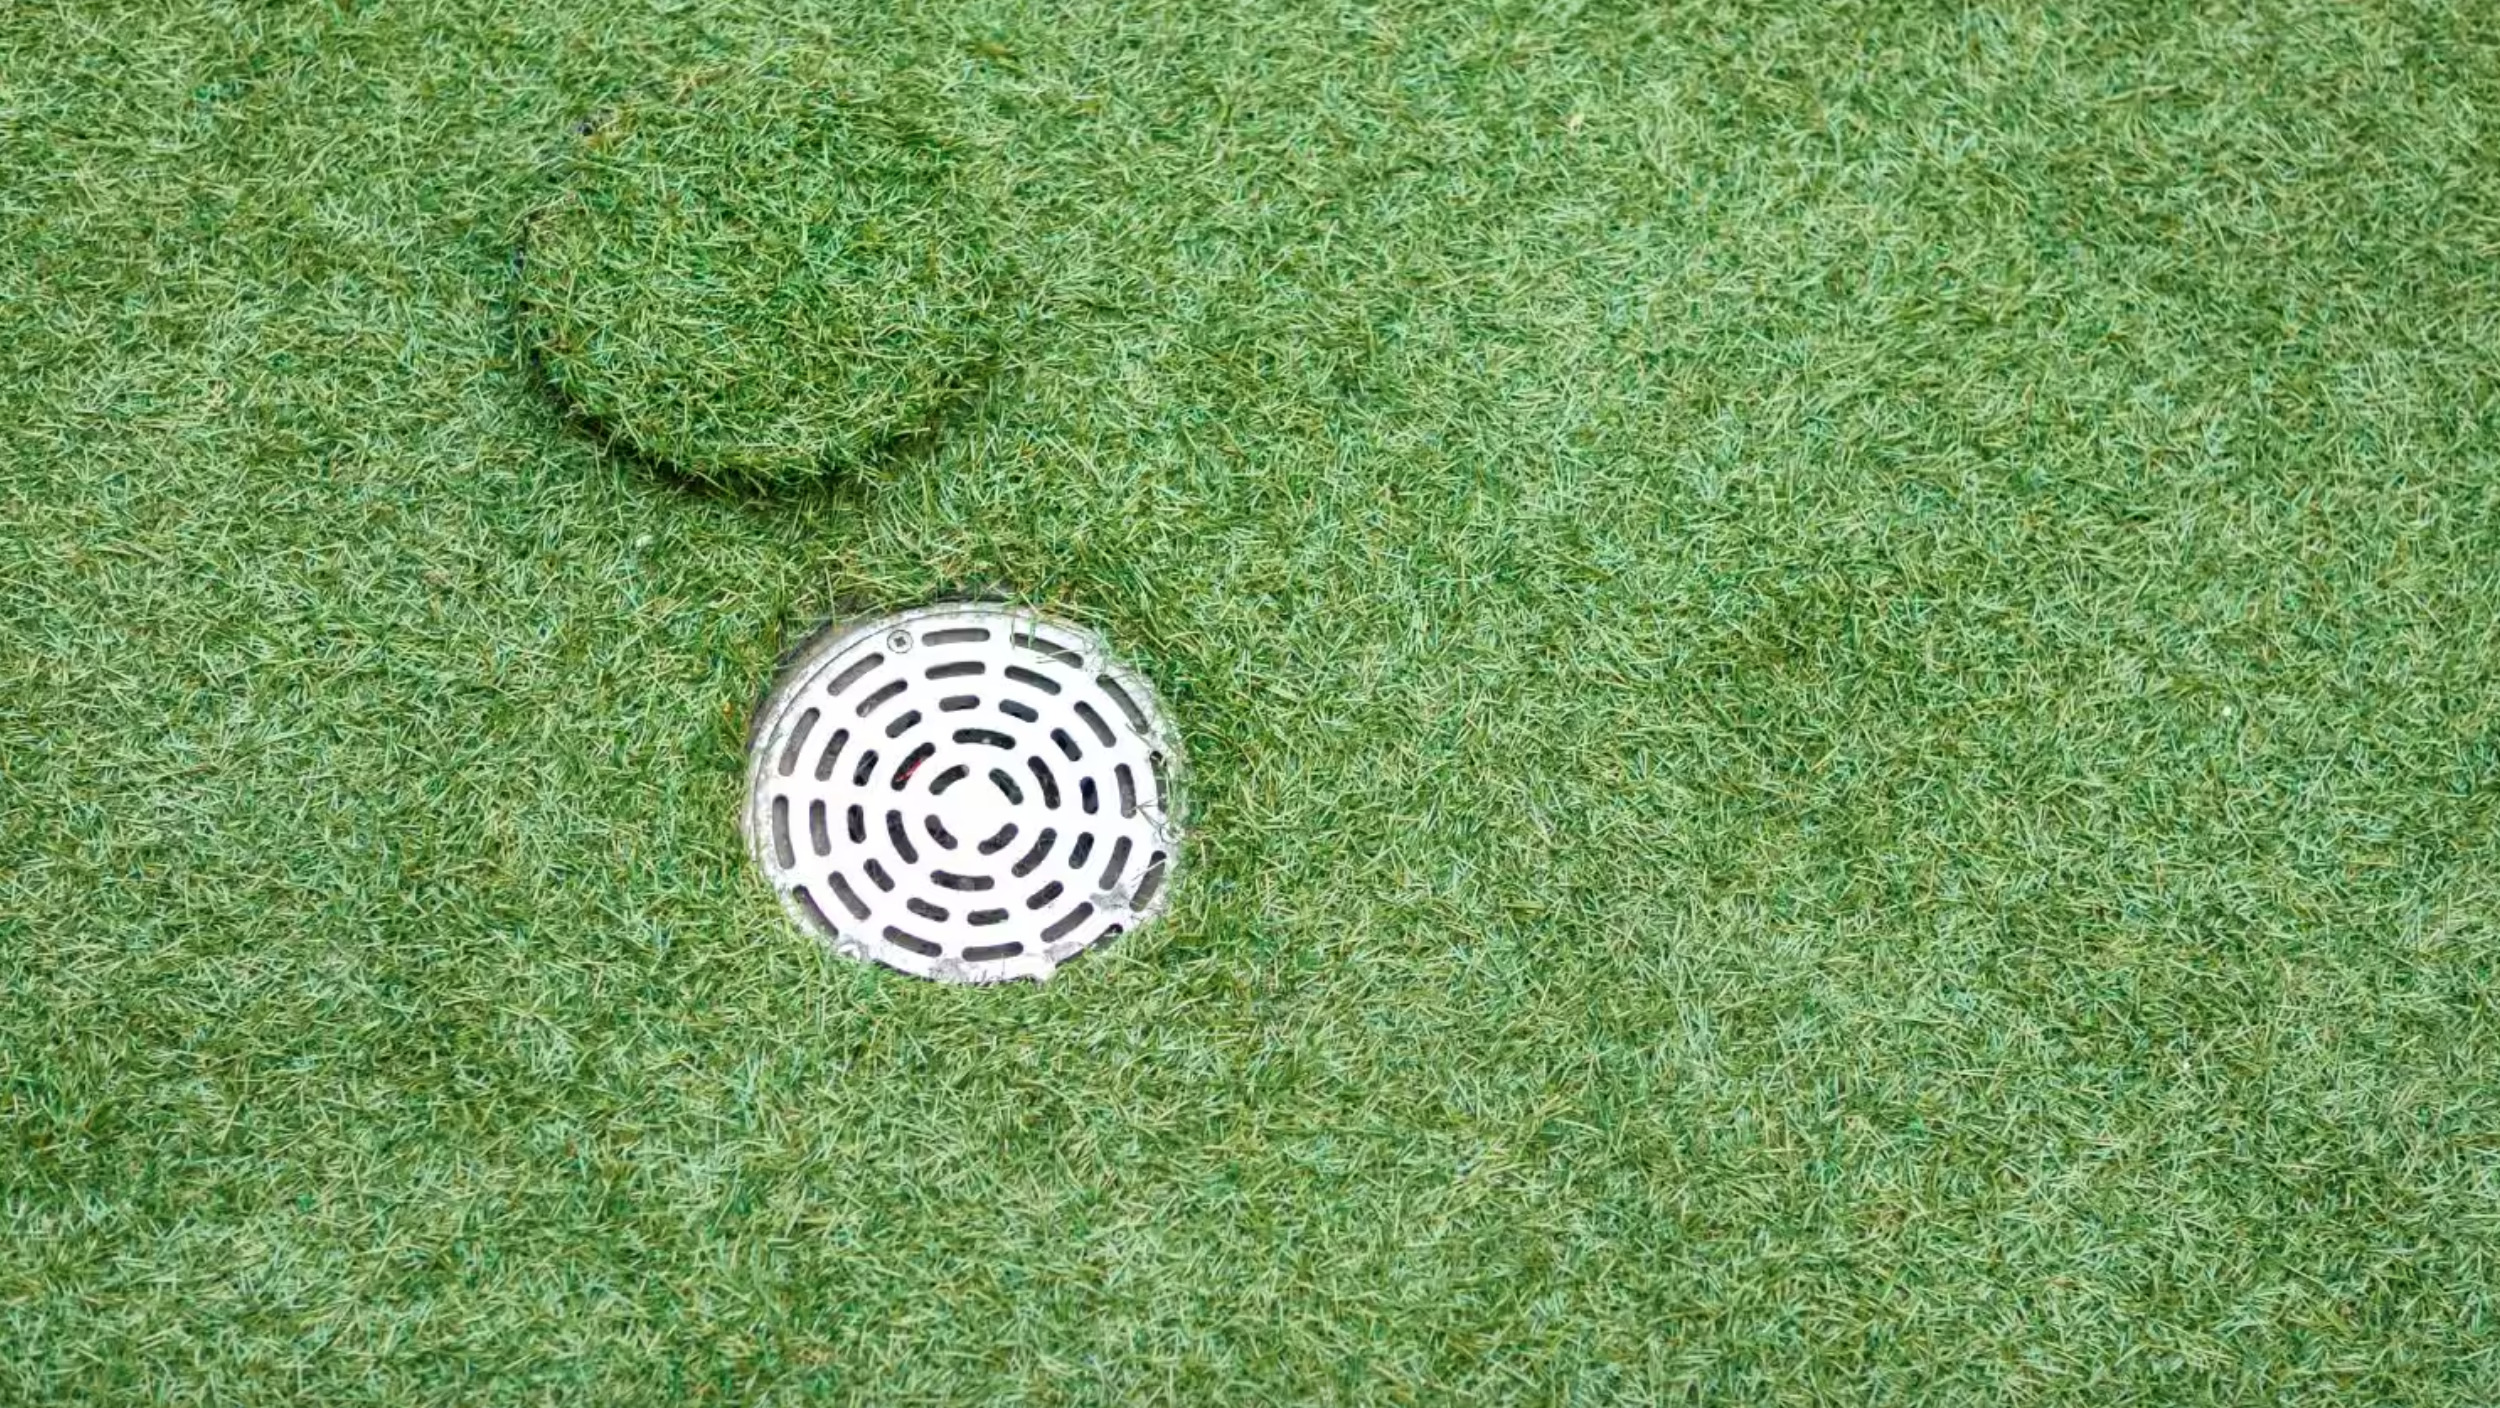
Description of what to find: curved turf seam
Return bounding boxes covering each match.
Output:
[516,73,1015,489]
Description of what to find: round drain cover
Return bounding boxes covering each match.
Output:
[744,605,1183,983]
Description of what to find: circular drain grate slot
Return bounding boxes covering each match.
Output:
[745,605,1183,983]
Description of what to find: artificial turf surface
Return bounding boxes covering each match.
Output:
[520,69,1019,487]
[4,0,2498,1401]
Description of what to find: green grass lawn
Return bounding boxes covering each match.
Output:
[5,0,2497,1401]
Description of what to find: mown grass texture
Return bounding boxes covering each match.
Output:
[4,0,2499,1403]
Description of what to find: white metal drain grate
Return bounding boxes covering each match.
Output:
[744,604,1183,983]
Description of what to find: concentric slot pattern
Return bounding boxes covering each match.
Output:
[746,607,1182,983]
